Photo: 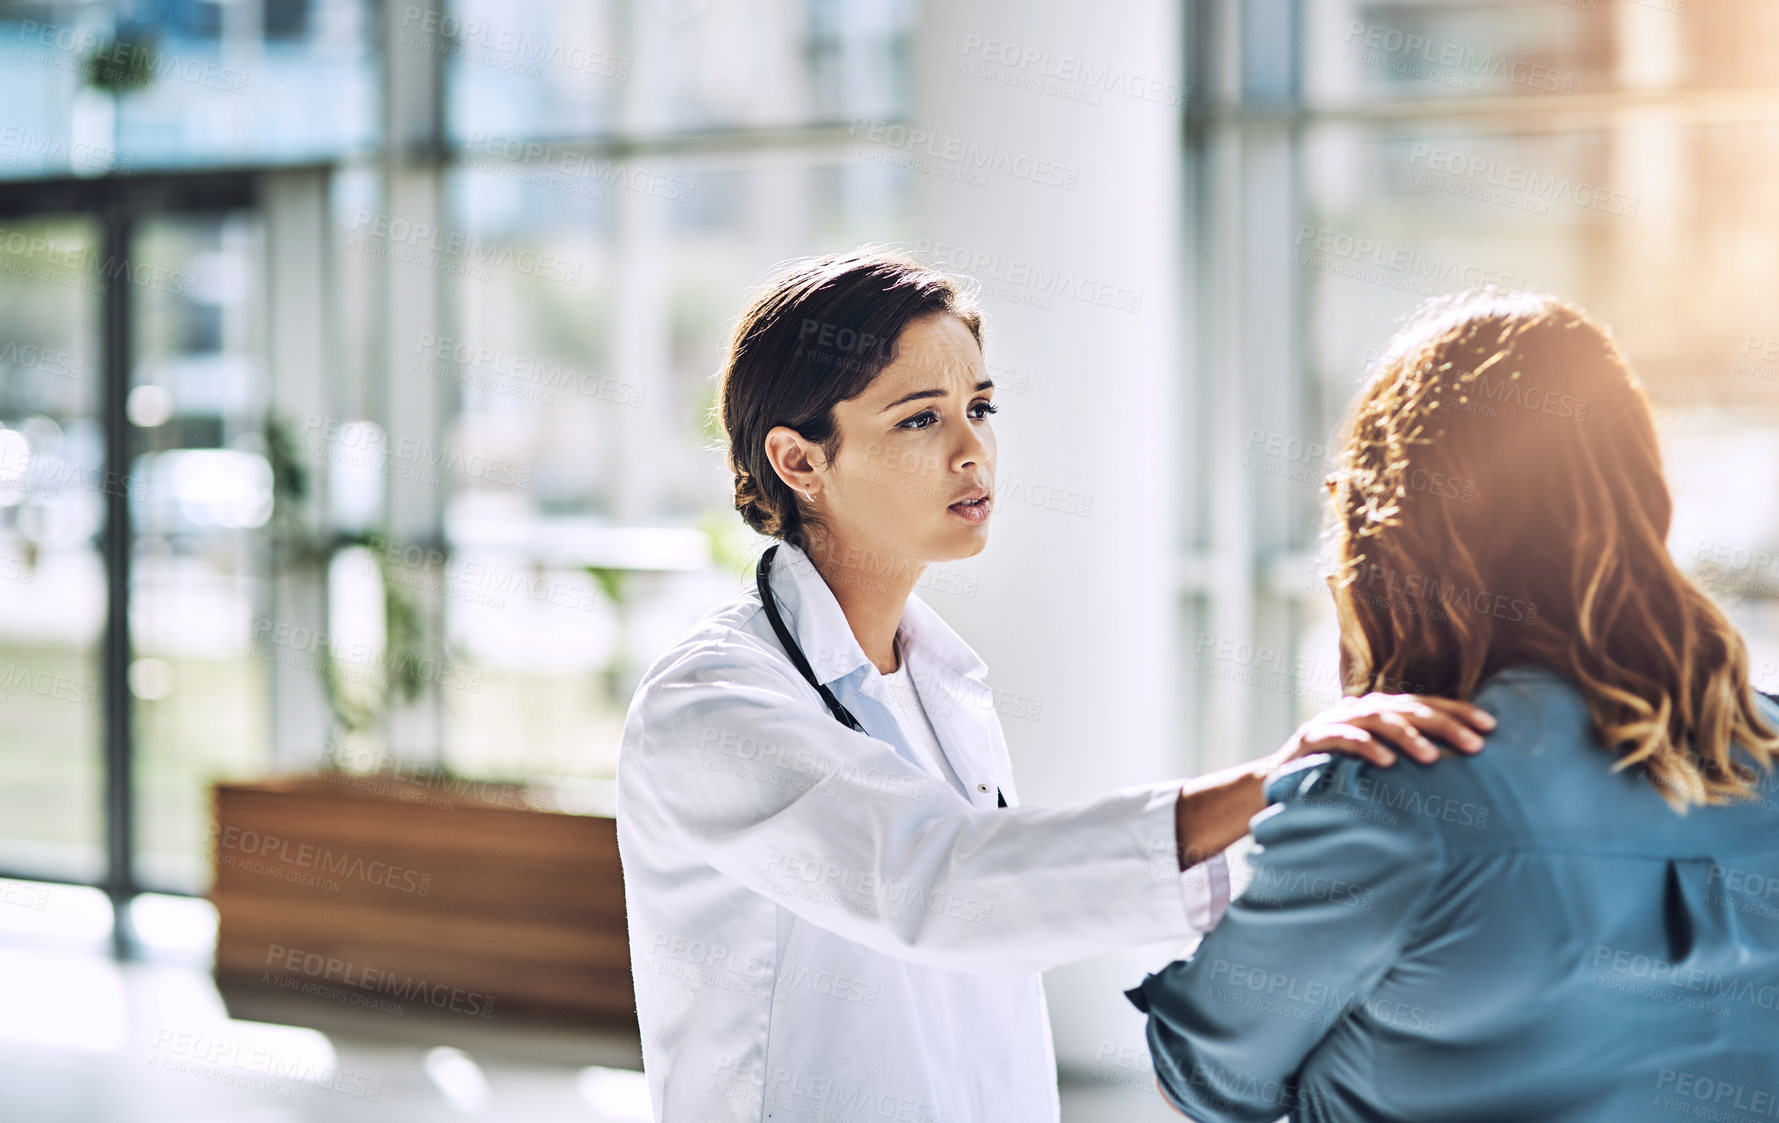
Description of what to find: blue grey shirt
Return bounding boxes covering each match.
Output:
[1125,664,1779,1122]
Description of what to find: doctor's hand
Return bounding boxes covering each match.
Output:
[1263,692,1495,774]
[1173,693,1495,871]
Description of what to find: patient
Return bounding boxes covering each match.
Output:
[1126,290,1779,1122]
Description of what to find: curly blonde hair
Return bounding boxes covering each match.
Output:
[1326,289,1777,808]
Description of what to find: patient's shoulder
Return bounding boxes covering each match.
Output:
[1263,666,1779,855]
[1262,749,1487,822]
[1258,751,1459,830]
[1260,665,1584,800]
[1262,752,1351,806]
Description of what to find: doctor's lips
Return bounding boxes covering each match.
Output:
[948,486,992,522]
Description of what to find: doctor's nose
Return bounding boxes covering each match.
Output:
[951,430,990,474]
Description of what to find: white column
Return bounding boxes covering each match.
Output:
[261,167,334,773]
[376,0,448,764]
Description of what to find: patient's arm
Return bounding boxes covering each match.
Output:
[1130,754,1447,1123]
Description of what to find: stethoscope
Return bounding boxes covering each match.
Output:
[755,543,1007,808]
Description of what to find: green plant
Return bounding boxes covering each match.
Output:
[83,32,156,93]
[698,506,760,580]
[261,411,437,768]
[587,565,632,706]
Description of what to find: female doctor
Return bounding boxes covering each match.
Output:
[614,250,1494,1122]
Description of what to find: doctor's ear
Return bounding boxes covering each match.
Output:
[764,425,828,498]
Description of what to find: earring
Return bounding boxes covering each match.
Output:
[805,488,814,501]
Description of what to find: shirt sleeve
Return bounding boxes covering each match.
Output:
[620,633,1223,975]
[1122,754,1446,1123]
[1178,852,1231,933]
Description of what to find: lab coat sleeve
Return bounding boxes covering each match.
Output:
[1121,754,1446,1123]
[622,634,1215,974]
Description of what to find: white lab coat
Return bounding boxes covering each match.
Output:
[615,541,1229,1121]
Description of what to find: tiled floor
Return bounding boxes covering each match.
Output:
[0,884,1185,1122]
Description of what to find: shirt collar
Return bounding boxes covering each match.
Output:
[764,540,989,688]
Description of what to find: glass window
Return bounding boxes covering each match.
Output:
[129,210,272,893]
[1300,0,1779,105]
[0,0,378,179]
[0,0,921,927]
[1304,0,1611,104]
[441,0,626,142]
[0,213,106,884]
[443,0,914,144]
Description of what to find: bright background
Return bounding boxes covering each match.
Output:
[3,0,1779,1117]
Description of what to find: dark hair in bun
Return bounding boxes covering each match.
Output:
[717,248,983,544]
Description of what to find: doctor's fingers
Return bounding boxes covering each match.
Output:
[1391,693,1497,734]
[1349,695,1491,754]
[1299,722,1400,769]
[1343,708,1444,764]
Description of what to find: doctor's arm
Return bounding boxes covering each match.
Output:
[1126,755,1447,1123]
[625,644,1485,976]
[627,645,1198,974]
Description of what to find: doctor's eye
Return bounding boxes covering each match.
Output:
[896,400,996,430]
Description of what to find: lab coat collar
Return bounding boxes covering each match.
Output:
[765,540,989,688]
